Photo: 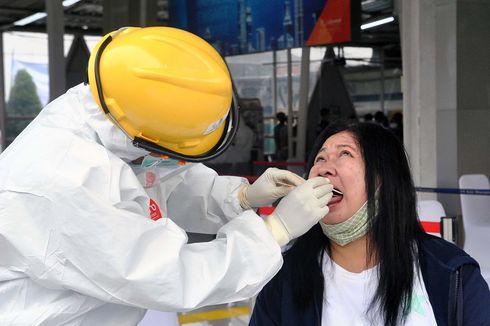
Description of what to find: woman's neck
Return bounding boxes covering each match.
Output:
[328,235,377,273]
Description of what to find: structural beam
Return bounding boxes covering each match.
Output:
[46,0,66,101]
[295,46,310,162]
[0,32,6,150]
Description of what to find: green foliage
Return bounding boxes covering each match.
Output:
[6,69,42,142]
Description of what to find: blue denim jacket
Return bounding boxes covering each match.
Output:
[250,235,490,326]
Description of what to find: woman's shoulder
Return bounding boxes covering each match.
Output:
[257,251,297,295]
[418,235,490,324]
[418,235,478,270]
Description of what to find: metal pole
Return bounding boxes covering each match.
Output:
[380,47,386,115]
[296,46,310,161]
[0,32,6,151]
[287,48,293,160]
[46,0,66,101]
[272,50,277,115]
[140,0,147,26]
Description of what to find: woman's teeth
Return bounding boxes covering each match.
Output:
[332,188,343,196]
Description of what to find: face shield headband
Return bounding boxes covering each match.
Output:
[92,33,240,163]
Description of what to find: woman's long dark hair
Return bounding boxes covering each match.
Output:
[285,120,425,326]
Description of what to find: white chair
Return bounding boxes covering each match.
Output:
[459,174,490,286]
[417,200,446,237]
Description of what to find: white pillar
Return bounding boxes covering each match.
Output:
[401,0,438,197]
[401,0,490,215]
[434,0,459,213]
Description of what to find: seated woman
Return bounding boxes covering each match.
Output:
[250,120,490,326]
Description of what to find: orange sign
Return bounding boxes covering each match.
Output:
[307,0,352,46]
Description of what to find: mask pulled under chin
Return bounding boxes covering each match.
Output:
[319,200,372,246]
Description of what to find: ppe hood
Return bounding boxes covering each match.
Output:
[73,84,150,162]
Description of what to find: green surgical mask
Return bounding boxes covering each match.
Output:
[319,200,371,246]
[140,155,180,169]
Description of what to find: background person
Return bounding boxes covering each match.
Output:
[250,120,490,326]
[374,110,389,127]
[316,107,330,137]
[274,111,289,160]
[0,27,332,325]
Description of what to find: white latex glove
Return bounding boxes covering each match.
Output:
[264,177,333,246]
[239,168,305,209]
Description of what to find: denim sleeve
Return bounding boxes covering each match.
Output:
[462,264,490,325]
[249,275,283,326]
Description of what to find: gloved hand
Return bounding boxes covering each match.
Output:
[264,177,333,246]
[239,168,305,209]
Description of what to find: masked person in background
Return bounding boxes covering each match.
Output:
[0,27,333,325]
[250,120,490,326]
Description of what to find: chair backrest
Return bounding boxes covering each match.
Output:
[459,174,490,227]
[417,200,446,237]
[459,174,490,286]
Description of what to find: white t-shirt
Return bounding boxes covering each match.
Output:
[321,253,437,326]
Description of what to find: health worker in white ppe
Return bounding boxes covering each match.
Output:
[0,26,333,325]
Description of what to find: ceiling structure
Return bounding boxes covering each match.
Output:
[0,0,400,51]
[0,0,170,35]
[360,0,401,69]
[0,0,104,35]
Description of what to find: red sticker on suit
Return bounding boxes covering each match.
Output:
[149,198,163,221]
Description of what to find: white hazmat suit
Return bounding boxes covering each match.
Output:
[134,160,248,235]
[0,84,282,325]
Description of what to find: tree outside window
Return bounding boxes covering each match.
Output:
[6,69,42,145]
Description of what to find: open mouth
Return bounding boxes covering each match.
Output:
[329,188,343,205]
[332,188,343,197]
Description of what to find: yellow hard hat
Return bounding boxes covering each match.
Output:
[87,27,239,162]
